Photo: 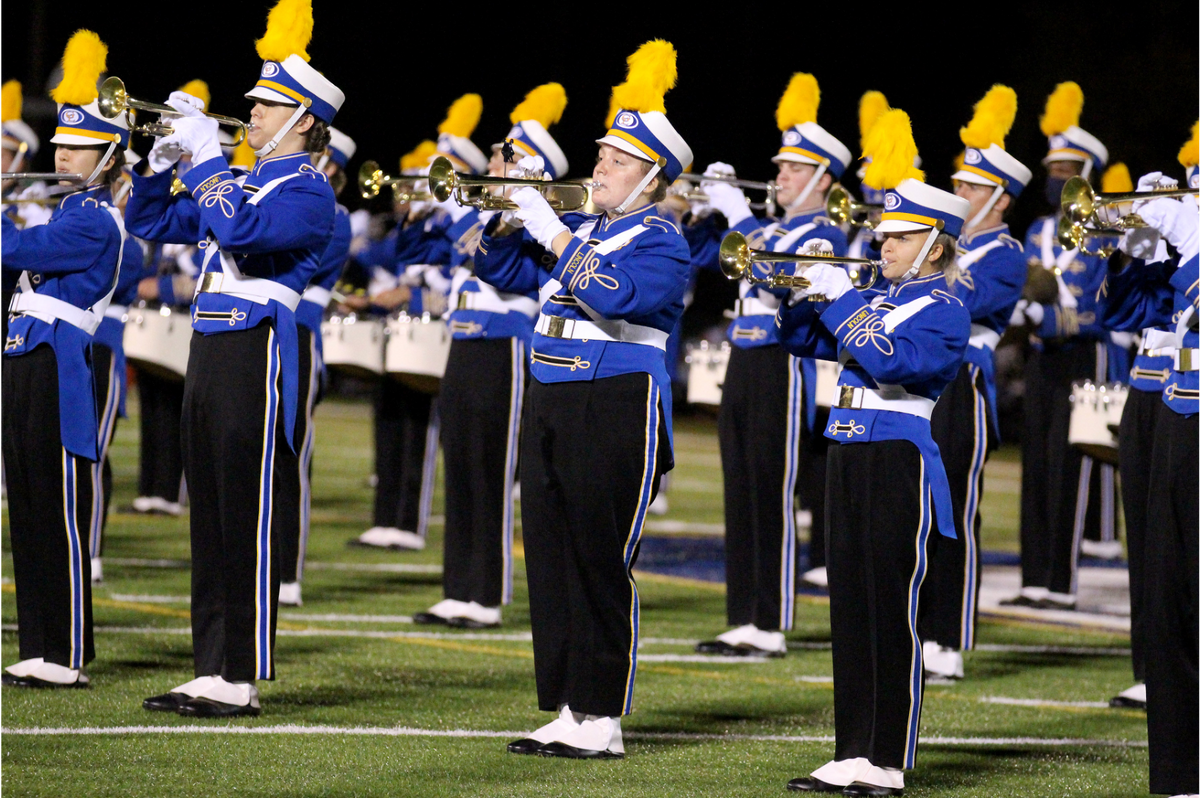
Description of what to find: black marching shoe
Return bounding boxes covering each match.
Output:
[506,738,546,755]
[143,691,192,712]
[842,782,903,797]
[536,741,623,760]
[2,672,89,689]
[787,776,845,792]
[177,696,261,718]
[412,612,450,626]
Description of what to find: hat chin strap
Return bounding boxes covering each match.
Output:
[614,157,666,216]
[254,104,309,159]
[966,184,1005,231]
[84,140,119,187]
[897,227,942,283]
[1079,159,1094,182]
[785,163,829,215]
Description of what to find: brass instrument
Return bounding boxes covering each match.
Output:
[358,160,432,203]
[428,156,591,211]
[98,76,248,146]
[674,172,777,212]
[719,231,883,291]
[1056,214,1122,258]
[826,185,882,229]
[1058,175,1200,255]
[2,172,84,182]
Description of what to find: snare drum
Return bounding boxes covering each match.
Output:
[685,340,730,406]
[814,359,841,408]
[123,303,191,381]
[1068,380,1127,465]
[385,313,451,394]
[321,314,385,377]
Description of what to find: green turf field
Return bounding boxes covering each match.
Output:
[2,397,1148,797]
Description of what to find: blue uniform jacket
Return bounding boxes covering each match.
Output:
[1098,253,1198,416]
[125,151,335,450]
[2,185,125,460]
[92,235,146,417]
[297,203,352,349]
[446,209,538,342]
[475,204,691,462]
[775,272,970,538]
[1024,214,1107,345]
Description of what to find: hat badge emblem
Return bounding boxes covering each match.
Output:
[884,193,901,210]
[615,112,638,129]
[262,62,280,78]
[783,130,801,146]
[1050,134,1067,148]
[61,108,84,125]
[965,149,982,164]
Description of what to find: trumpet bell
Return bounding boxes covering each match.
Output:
[358,160,386,199]
[718,231,753,281]
[97,76,131,123]
[1061,176,1097,227]
[825,185,879,229]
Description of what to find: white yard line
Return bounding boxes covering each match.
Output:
[980,697,1112,709]
[279,613,414,623]
[101,558,443,574]
[108,594,191,604]
[0,725,1145,748]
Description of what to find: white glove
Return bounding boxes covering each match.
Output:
[510,155,546,179]
[801,263,853,301]
[1135,170,1178,194]
[703,161,736,178]
[147,134,185,174]
[801,238,835,256]
[171,116,223,166]
[1119,227,1166,261]
[1017,299,1044,326]
[166,91,207,118]
[1138,195,1199,262]
[18,200,53,228]
[703,181,751,226]
[510,186,568,251]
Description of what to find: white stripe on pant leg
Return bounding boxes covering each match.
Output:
[61,449,85,670]
[254,328,282,680]
[417,401,440,539]
[904,460,933,769]
[622,378,659,716]
[89,355,120,560]
[779,355,801,631]
[960,365,987,650]
[501,338,524,606]
[1070,457,1093,596]
[296,332,320,580]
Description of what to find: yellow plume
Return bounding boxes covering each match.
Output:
[610,40,677,115]
[775,73,819,132]
[229,138,257,169]
[1101,163,1133,193]
[861,109,924,190]
[400,140,438,172]
[1178,121,1199,169]
[960,84,1018,149]
[2,80,22,122]
[604,95,620,129]
[255,0,313,63]
[858,90,889,150]
[51,30,108,106]
[438,94,482,138]
[179,80,211,111]
[1039,81,1083,137]
[511,83,567,128]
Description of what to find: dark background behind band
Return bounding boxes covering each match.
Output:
[3,1,1197,238]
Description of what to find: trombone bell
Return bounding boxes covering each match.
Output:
[98,76,248,147]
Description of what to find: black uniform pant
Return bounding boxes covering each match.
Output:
[718,345,803,631]
[373,376,438,534]
[1144,404,1198,795]
[1117,386,1161,683]
[521,373,666,717]
[799,406,830,572]
[182,324,284,682]
[135,366,185,502]
[920,362,995,650]
[1019,342,1112,595]
[827,440,932,770]
[3,344,95,669]
[89,343,121,560]
[439,337,525,607]
[276,327,319,584]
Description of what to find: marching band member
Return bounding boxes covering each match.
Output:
[918,86,1030,680]
[1004,82,1111,611]
[1094,144,1198,797]
[2,30,131,689]
[777,109,970,796]
[843,91,890,264]
[693,73,851,657]
[2,80,48,338]
[1101,124,1198,713]
[478,40,692,759]
[414,85,563,628]
[275,126,355,606]
[351,100,484,552]
[129,0,343,716]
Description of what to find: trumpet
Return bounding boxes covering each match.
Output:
[1056,215,1122,258]
[719,231,883,291]
[826,185,882,229]
[358,160,432,203]
[1061,175,1199,231]
[428,156,591,211]
[674,172,778,212]
[98,76,248,146]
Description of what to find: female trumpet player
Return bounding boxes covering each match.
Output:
[776,110,970,796]
[1,30,131,689]
[474,40,692,759]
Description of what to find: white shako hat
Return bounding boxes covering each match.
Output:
[498,83,569,179]
[1039,82,1106,179]
[326,127,356,169]
[951,85,1031,197]
[770,73,851,178]
[436,94,487,175]
[49,30,130,150]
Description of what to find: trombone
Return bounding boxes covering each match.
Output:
[719,231,883,291]
[98,76,248,146]
[428,156,591,211]
[826,185,882,229]
[673,172,778,213]
[358,160,432,203]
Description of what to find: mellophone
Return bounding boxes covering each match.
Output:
[1067,380,1127,465]
[122,302,191,380]
[322,311,451,393]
